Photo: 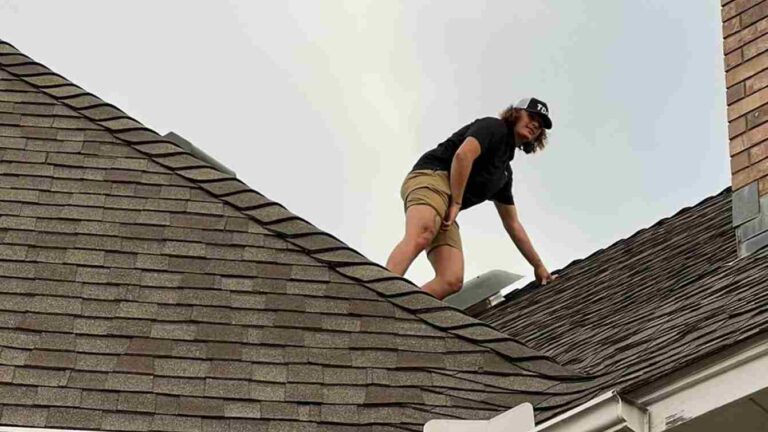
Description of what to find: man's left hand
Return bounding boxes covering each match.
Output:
[534,265,557,286]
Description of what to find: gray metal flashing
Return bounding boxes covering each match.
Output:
[733,181,768,257]
[740,229,768,256]
[732,181,759,226]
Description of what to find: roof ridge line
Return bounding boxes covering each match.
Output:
[0,38,590,384]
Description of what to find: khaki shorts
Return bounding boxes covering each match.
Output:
[400,169,463,254]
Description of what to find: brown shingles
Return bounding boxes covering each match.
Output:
[206,342,243,360]
[114,355,155,375]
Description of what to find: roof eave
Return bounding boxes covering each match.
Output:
[627,331,768,431]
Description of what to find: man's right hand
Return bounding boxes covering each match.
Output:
[441,202,461,231]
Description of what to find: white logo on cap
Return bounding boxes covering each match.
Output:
[537,104,548,115]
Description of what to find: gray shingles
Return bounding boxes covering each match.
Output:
[106,372,153,392]
[101,412,153,431]
[118,392,156,412]
[205,378,250,399]
[323,386,366,404]
[46,407,103,429]
[155,358,209,378]
[250,382,285,401]
[12,366,69,386]
[0,365,13,382]
[0,383,37,404]
[2,405,48,426]
[224,401,261,418]
[35,387,82,406]
[251,364,287,382]
[67,371,108,389]
[1,347,28,365]
[76,336,129,354]
[151,322,197,340]
[154,377,205,397]
[26,350,76,368]
[153,414,203,432]
[75,353,117,372]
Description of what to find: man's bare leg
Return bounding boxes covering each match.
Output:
[386,205,441,276]
[422,245,465,300]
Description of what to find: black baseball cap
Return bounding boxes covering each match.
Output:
[514,97,552,129]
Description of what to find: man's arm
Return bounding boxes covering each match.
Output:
[442,137,481,230]
[449,137,482,204]
[494,201,556,285]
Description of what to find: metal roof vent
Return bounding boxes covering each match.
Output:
[164,131,236,178]
[444,269,523,315]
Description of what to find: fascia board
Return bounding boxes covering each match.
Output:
[628,334,768,431]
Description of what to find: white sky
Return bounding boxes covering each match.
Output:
[0,0,729,291]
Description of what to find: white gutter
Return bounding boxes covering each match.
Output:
[534,391,648,432]
[424,391,648,432]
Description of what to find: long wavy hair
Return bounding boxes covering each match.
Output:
[499,104,548,154]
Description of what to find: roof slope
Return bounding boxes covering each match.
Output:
[478,189,768,402]
[0,40,599,431]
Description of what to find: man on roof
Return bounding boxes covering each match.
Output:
[386,97,557,300]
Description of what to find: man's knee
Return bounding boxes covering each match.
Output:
[410,224,438,251]
[443,276,463,296]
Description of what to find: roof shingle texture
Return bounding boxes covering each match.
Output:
[0,39,596,431]
[478,188,768,409]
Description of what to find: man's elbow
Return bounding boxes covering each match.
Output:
[506,219,524,238]
[452,149,476,165]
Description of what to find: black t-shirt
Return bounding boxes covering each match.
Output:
[412,117,515,210]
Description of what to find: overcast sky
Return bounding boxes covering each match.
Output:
[0,1,729,292]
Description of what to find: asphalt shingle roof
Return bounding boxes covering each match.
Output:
[477,188,768,408]
[0,39,599,431]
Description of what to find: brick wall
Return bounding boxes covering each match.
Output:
[723,0,768,255]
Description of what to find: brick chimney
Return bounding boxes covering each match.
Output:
[723,0,768,256]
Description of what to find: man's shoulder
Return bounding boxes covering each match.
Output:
[472,116,508,133]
